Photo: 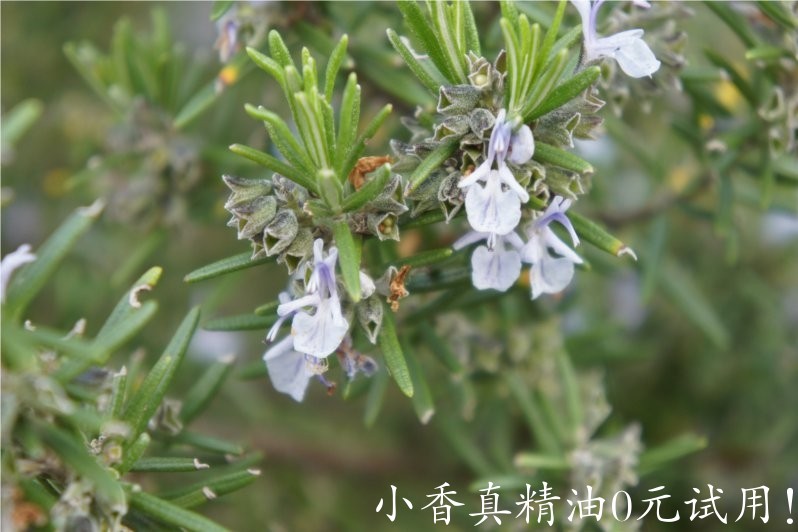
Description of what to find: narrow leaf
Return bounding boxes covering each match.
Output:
[534,142,594,175]
[660,261,730,349]
[122,307,201,442]
[331,219,362,302]
[403,343,434,423]
[324,34,349,102]
[569,212,637,259]
[377,310,414,397]
[184,252,273,283]
[406,139,458,193]
[5,201,104,321]
[132,457,212,473]
[386,28,441,94]
[130,491,228,532]
[164,469,261,508]
[341,163,391,212]
[525,66,600,121]
[639,433,707,475]
[203,313,275,332]
[229,143,317,193]
[390,248,453,269]
[180,356,235,424]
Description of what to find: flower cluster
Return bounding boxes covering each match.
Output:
[262,239,378,401]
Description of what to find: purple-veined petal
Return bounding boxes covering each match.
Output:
[291,299,349,357]
[471,245,522,291]
[530,255,576,299]
[464,174,522,235]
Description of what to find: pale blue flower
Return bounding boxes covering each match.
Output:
[572,0,661,78]
[521,196,583,299]
[277,239,348,357]
[263,335,314,401]
[454,231,524,292]
[1,244,36,303]
[459,109,533,235]
[263,334,333,402]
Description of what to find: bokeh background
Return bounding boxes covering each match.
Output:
[2,2,797,530]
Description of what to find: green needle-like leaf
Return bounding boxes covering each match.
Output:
[122,307,201,443]
[184,252,273,283]
[180,356,235,424]
[331,219,362,302]
[324,34,349,102]
[390,248,453,269]
[341,163,392,212]
[525,66,600,121]
[403,343,434,424]
[229,143,318,194]
[638,433,708,475]
[386,28,442,94]
[131,457,211,473]
[1,98,43,148]
[4,201,104,321]
[130,491,229,532]
[203,314,276,332]
[534,142,594,175]
[660,261,730,349]
[568,211,637,260]
[406,139,458,194]
[377,310,414,397]
[118,433,151,475]
[164,469,262,508]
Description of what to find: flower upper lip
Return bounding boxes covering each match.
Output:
[571,0,661,78]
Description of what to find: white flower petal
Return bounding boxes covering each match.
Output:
[543,227,584,264]
[530,255,576,299]
[498,164,530,203]
[521,232,541,264]
[612,35,660,78]
[292,300,349,357]
[570,0,593,28]
[265,348,313,402]
[458,160,491,189]
[263,334,295,361]
[471,245,521,291]
[593,29,645,53]
[452,230,489,250]
[508,124,535,165]
[464,177,522,235]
